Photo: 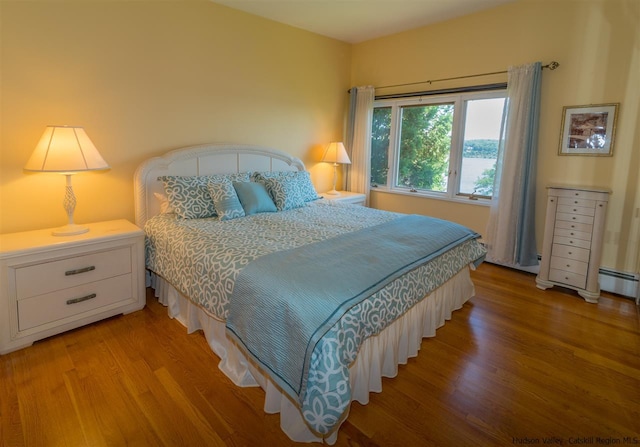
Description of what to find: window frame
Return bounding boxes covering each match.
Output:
[370,88,507,205]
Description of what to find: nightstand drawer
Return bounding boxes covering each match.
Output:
[15,247,132,300]
[17,273,133,331]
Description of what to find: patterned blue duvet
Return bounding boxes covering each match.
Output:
[145,201,486,436]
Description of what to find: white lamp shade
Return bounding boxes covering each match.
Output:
[24,125,110,173]
[321,142,351,165]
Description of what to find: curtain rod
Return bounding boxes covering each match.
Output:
[350,61,559,93]
[375,82,507,100]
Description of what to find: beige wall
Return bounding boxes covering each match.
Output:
[1,0,638,274]
[352,0,640,273]
[0,0,351,233]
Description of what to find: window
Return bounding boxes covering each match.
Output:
[370,90,506,201]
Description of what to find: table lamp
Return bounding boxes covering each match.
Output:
[321,142,351,195]
[24,125,110,236]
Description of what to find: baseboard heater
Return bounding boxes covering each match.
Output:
[487,255,639,300]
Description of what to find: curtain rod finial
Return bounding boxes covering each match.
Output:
[546,61,559,70]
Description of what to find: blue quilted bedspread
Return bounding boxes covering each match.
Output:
[226,215,481,400]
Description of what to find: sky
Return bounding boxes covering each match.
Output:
[464,97,505,140]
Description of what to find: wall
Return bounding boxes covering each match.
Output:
[0,0,351,234]
[351,0,640,274]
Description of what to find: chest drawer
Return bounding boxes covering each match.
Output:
[549,268,587,289]
[554,220,593,234]
[557,197,595,208]
[17,274,133,331]
[556,212,594,225]
[557,204,595,217]
[15,247,132,300]
[553,235,591,250]
[552,188,608,201]
[551,243,590,263]
[553,228,591,241]
[550,256,588,276]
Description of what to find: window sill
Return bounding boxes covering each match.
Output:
[369,187,492,207]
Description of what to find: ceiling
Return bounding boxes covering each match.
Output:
[211,0,517,44]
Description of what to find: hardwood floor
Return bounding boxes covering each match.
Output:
[1,263,639,446]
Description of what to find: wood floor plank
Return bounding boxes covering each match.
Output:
[0,262,638,446]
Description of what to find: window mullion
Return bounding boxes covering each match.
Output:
[448,97,465,198]
[388,104,401,191]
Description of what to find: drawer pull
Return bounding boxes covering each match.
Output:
[65,266,96,276]
[66,293,97,305]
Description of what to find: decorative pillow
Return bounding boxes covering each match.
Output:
[207,179,245,221]
[262,176,306,211]
[233,181,277,215]
[159,173,250,219]
[252,171,319,202]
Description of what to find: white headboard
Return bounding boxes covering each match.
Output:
[134,143,306,228]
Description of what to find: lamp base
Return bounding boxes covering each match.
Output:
[52,224,89,237]
[325,189,341,196]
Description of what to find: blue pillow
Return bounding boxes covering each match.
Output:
[233,181,277,215]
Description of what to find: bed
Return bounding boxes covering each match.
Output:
[134,143,486,444]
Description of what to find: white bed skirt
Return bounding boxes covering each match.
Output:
[148,267,475,444]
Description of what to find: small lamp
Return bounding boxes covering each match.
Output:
[24,125,110,236]
[321,142,351,196]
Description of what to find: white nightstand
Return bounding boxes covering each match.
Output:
[0,219,145,354]
[320,191,366,206]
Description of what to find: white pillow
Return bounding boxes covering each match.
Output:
[153,192,174,214]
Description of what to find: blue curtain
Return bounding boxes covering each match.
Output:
[516,63,541,265]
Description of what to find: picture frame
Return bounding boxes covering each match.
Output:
[558,103,619,156]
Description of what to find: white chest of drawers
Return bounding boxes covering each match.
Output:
[0,220,145,354]
[536,186,610,303]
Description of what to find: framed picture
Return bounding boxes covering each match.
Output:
[558,103,619,156]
